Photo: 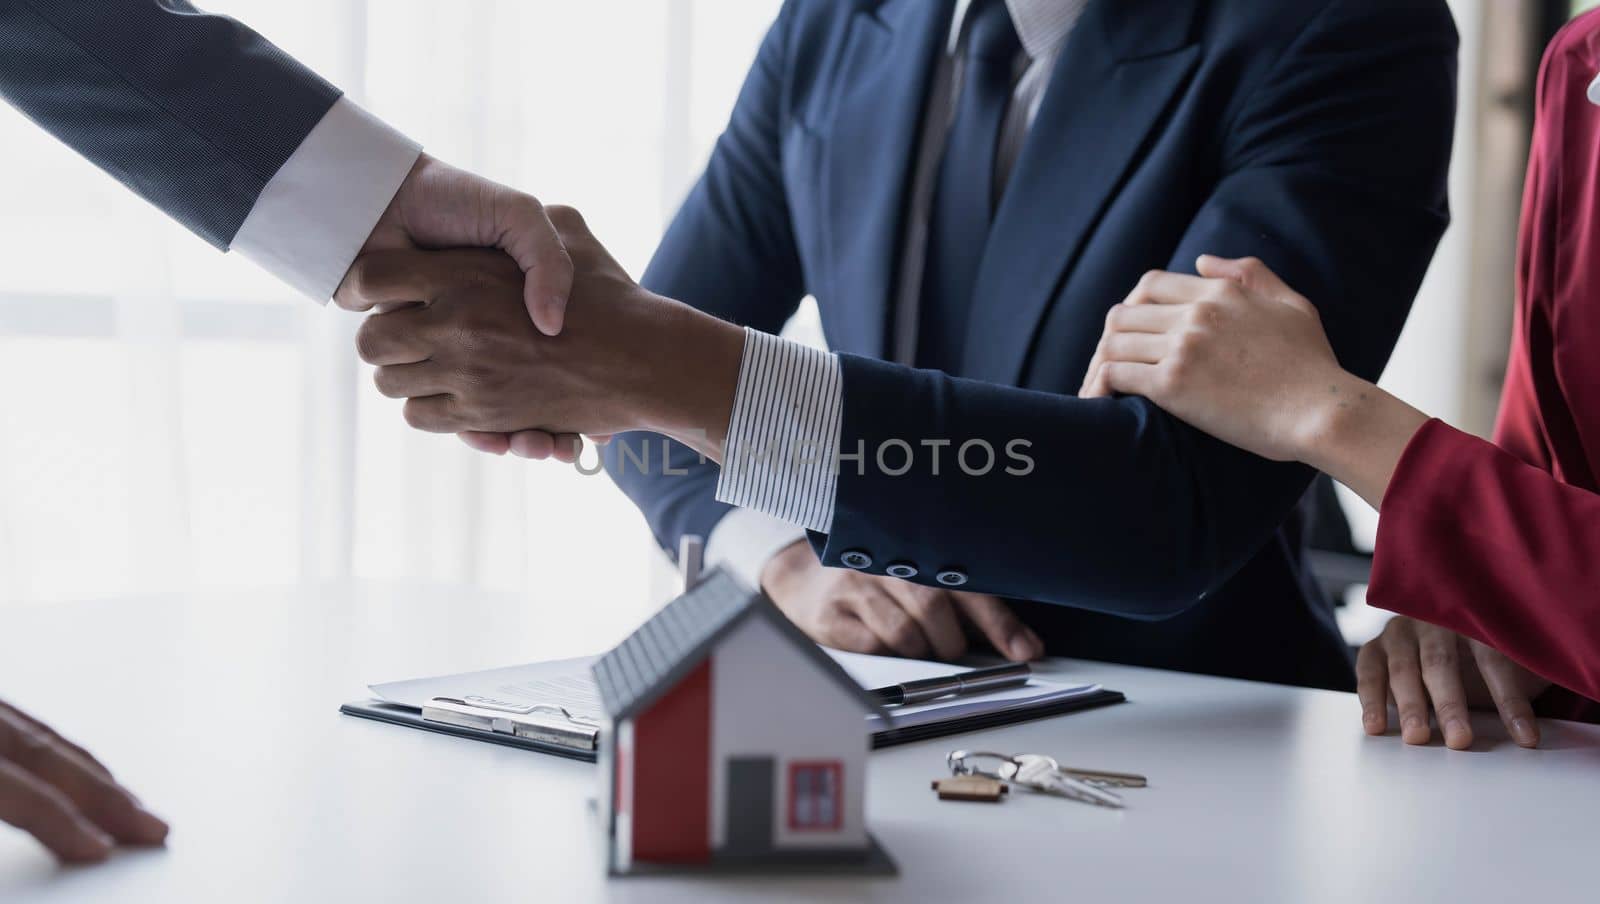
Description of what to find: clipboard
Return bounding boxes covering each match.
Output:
[339,698,602,761]
[338,686,1126,763]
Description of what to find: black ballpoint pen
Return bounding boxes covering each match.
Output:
[870,663,1031,706]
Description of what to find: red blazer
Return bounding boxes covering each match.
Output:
[1369,12,1600,719]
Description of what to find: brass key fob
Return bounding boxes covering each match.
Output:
[932,775,1009,802]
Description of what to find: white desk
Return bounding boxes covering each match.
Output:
[0,582,1594,903]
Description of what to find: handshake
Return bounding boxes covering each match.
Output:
[338,206,745,465]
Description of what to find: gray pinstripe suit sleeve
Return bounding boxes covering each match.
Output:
[0,0,342,250]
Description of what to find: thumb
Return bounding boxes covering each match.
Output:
[492,188,575,337]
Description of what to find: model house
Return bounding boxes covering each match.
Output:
[592,569,893,875]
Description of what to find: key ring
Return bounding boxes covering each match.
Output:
[946,750,1015,780]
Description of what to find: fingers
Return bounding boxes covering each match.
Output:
[1196,255,1294,301]
[1104,302,1188,333]
[402,396,462,434]
[953,593,1042,661]
[336,249,476,312]
[0,711,167,852]
[355,305,435,366]
[1354,640,1390,736]
[1078,360,1106,399]
[883,585,967,661]
[1122,270,1218,306]
[0,761,113,863]
[372,362,451,400]
[1378,619,1432,745]
[1100,331,1169,365]
[460,431,580,461]
[852,589,932,659]
[510,432,581,462]
[1416,623,1473,750]
[815,604,885,655]
[498,194,575,337]
[1471,642,1540,748]
[458,432,511,455]
[548,434,585,464]
[457,430,581,462]
[1096,361,1162,399]
[0,705,111,780]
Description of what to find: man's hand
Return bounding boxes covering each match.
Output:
[337,154,578,457]
[0,700,167,863]
[344,154,574,336]
[760,540,1043,662]
[350,207,746,458]
[1357,616,1550,750]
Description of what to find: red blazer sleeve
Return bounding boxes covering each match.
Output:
[1369,420,1600,702]
[1368,14,1600,713]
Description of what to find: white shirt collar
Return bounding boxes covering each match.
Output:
[948,0,1091,60]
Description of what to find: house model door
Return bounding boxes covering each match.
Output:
[723,756,775,856]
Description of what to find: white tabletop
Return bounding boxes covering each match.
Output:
[0,582,1594,903]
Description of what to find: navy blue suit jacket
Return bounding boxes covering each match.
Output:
[607,0,1456,690]
[0,0,338,250]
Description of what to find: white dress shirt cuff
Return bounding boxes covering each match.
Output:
[705,508,809,592]
[714,328,844,534]
[232,96,422,302]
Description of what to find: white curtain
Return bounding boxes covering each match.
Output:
[0,0,786,640]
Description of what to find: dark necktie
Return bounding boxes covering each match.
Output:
[915,0,1021,374]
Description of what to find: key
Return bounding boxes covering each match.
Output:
[1003,754,1125,809]
[1057,766,1148,789]
[931,775,1009,802]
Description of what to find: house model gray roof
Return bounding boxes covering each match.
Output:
[591,568,889,722]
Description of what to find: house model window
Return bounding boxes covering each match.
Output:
[789,762,843,830]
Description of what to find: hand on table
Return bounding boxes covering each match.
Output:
[759,540,1043,662]
[350,207,746,461]
[1357,616,1550,750]
[0,700,167,863]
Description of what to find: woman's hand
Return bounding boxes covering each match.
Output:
[1079,256,1428,508]
[1357,617,1549,750]
[1079,256,1349,461]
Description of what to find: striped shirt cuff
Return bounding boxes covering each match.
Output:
[715,328,843,533]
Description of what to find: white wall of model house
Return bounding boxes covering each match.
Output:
[709,615,869,851]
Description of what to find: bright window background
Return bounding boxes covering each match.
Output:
[0,0,785,627]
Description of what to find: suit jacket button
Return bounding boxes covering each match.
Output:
[885,562,918,579]
[841,550,873,569]
[935,569,968,587]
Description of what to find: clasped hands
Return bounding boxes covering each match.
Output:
[341,206,744,464]
[341,209,1045,667]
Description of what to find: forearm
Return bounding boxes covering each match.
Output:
[1369,420,1600,701]
[1297,373,1430,510]
[817,355,1319,615]
[623,300,745,462]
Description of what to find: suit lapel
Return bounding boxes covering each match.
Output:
[961,0,1203,383]
[822,0,952,359]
